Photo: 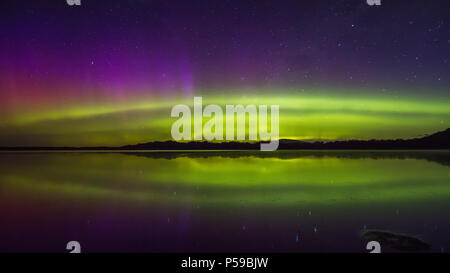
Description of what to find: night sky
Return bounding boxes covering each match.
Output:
[0,0,449,146]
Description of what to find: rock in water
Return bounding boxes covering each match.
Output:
[361,229,431,251]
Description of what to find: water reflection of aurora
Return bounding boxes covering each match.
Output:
[1,151,449,207]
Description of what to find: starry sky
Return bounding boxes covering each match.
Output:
[0,0,449,146]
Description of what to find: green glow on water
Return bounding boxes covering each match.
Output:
[1,151,449,207]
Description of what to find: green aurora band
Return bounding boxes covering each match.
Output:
[0,88,449,146]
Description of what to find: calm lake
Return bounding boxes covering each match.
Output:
[0,150,449,252]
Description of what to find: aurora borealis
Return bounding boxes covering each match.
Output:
[0,0,449,147]
[1,0,450,254]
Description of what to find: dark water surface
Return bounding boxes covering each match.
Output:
[0,150,449,252]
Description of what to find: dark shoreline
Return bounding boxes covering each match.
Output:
[1,128,449,151]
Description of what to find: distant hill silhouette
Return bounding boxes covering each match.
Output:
[0,128,449,150]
